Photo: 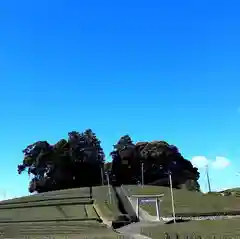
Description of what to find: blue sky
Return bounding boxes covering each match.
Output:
[0,0,240,198]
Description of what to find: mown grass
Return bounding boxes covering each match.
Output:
[0,221,130,238]
[1,185,240,238]
[0,202,99,223]
[123,185,240,217]
[91,186,121,220]
[141,218,240,239]
[2,185,240,220]
[0,187,127,238]
[0,187,93,204]
[0,186,121,221]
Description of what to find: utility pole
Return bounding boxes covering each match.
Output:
[106,172,112,204]
[206,164,211,192]
[89,186,92,199]
[101,166,104,185]
[141,163,144,187]
[168,171,176,223]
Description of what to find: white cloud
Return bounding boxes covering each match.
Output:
[191,156,230,170]
[212,156,230,169]
[191,156,209,168]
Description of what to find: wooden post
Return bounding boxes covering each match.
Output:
[106,173,112,204]
[141,163,144,187]
[156,197,160,220]
[136,197,139,220]
[155,198,160,221]
[169,173,176,223]
[101,167,104,185]
[90,186,92,199]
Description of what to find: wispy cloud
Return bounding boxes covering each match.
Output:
[191,156,230,170]
[191,156,208,168]
[212,156,230,169]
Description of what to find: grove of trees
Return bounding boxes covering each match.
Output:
[17,129,200,193]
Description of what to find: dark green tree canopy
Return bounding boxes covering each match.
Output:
[18,132,200,193]
[18,129,105,193]
[110,136,200,191]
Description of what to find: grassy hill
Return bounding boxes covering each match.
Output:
[5,185,238,219]
[141,218,240,238]
[0,185,240,238]
[0,221,130,239]
[1,186,122,221]
[123,185,240,217]
[0,186,126,238]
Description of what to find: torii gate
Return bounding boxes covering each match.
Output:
[132,194,164,221]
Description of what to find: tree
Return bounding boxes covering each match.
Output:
[18,129,105,193]
[109,137,200,191]
[110,135,139,185]
[18,131,200,193]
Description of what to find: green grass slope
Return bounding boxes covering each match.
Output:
[2,184,239,238]
[123,185,240,217]
[0,194,98,223]
[141,218,240,238]
[0,221,131,238]
[0,186,121,221]
[90,186,121,220]
[0,186,127,238]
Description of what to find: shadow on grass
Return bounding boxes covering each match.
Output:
[165,218,190,224]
